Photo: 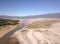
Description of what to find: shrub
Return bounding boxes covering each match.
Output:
[0,19,19,26]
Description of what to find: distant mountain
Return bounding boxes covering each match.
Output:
[21,13,60,19]
[0,13,60,19]
[0,15,20,19]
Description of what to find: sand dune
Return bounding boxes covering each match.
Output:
[10,22,60,44]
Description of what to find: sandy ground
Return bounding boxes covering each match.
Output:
[10,22,60,44]
[0,25,19,38]
[25,18,60,24]
[0,18,60,44]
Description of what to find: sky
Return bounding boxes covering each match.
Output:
[0,0,60,16]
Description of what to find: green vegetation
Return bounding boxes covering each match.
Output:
[25,20,58,29]
[25,23,51,29]
[0,19,20,40]
[0,19,19,26]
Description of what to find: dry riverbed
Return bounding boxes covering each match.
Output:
[0,19,60,44]
[10,22,60,44]
[0,24,19,38]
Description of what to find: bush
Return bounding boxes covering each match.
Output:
[0,19,19,26]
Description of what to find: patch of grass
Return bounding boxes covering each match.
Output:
[25,20,59,29]
[25,23,51,29]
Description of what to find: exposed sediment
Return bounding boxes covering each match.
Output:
[11,23,60,44]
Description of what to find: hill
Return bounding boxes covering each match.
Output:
[21,13,60,19]
[0,13,60,19]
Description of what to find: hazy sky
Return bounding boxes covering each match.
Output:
[0,0,60,16]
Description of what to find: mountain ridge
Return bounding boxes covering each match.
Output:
[0,13,60,19]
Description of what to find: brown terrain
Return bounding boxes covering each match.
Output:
[0,18,60,44]
[13,22,60,44]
